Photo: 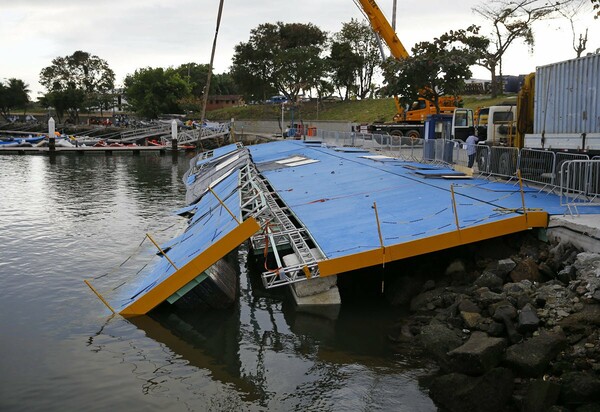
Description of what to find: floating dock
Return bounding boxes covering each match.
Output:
[88,139,600,316]
[0,145,170,155]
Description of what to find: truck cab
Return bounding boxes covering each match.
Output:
[476,105,517,146]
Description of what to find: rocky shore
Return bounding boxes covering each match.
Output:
[388,232,600,412]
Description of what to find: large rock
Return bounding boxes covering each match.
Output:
[510,257,543,283]
[473,287,505,306]
[573,252,600,275]
[560,371,600,407]
[503,281,534,309]
[416,322,463,369]
[409,288,457,312]
[385,274,426,306]
[517,303,540,334]
[559,304,600,335]
[428,368,514,412]
[522,379,561,412]
[460,311,483,329]
[485,258,517,280]
[504,331,567,377]
[447,331,506,375]
[491,300,518,321]
[474,271,504,291]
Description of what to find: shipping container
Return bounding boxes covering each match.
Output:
[525,53,600,152]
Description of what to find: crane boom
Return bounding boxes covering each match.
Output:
[354,0,464,138]
[355,0,408,59]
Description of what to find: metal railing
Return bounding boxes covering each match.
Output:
[162,122,231,146]
[316,130,423,160]
[559,160,600,213]
[489,146,520,180]
[316,130,600,206]
[518,149,557,189]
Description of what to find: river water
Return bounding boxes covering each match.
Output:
[0,152,437,411]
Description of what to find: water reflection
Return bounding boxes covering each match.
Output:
[0,152,436,411]
[94,247,437,411]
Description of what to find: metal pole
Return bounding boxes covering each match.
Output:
[392,0,397,30]
[373,202,386,268]
[450,184,461,233]
[281,103,285,138]
[171,119,178,151]
[146,233,180,271]
[200,0,225,126]
[209,187,241,224]
[48,117,56,151]
[84,280,116,314]
[517,169,528,224]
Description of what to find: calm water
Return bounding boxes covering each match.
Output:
[0,153,436,411]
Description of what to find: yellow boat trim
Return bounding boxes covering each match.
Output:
[120,217,260,317]
[318,212,548,277]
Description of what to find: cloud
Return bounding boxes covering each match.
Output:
[1,0,597,98]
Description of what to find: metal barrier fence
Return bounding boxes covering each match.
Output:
[316,130,423,160]
[475,145,492,174]
[489,147,520,180]
[518,149,556,188]
[315,130,599,201]
[555,152,590,184]
[559,160,600,212]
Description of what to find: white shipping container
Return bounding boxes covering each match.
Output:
[533,53,600,135]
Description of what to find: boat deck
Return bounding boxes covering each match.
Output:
[91,140,600,316]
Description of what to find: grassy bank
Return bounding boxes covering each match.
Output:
[206,95,517,123]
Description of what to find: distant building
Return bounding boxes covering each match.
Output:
[206,95,244,111]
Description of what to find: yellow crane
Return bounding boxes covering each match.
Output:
[354,0,460,137]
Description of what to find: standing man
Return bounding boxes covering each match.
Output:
[466,133,479,168]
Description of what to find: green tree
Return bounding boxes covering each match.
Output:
[123,67,190,118]
[331,19,381,99]
[39,88,85,124]
[212,72,239,95]
[0,78,30,120]
[39,51,115,122]
[472,0,576,97]
[328,42,362,100]
[231,22,327,102]
[175,63,210,97]
[174,63,239,97]
[383,27,485,114]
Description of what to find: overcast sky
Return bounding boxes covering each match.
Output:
[1,0,598,98]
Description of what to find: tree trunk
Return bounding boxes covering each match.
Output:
[489,63,498,98]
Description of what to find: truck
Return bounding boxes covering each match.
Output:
[356,0,463,140]
[478,53,600,155]
[474,104,517,146]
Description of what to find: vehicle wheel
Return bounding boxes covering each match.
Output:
[389,130,403,145]
[498,152,514,176]
[477,150,489,172]
[406,130,421,139]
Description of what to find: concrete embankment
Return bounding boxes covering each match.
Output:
[387,228,600,412]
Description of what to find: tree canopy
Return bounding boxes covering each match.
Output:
[383,27,486,113]
[0,78,30,120]
[330,19,381,100]
[39,51,115,122]
[123,67,190,118]
[231,22,327,102]
[472,0,579,96]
